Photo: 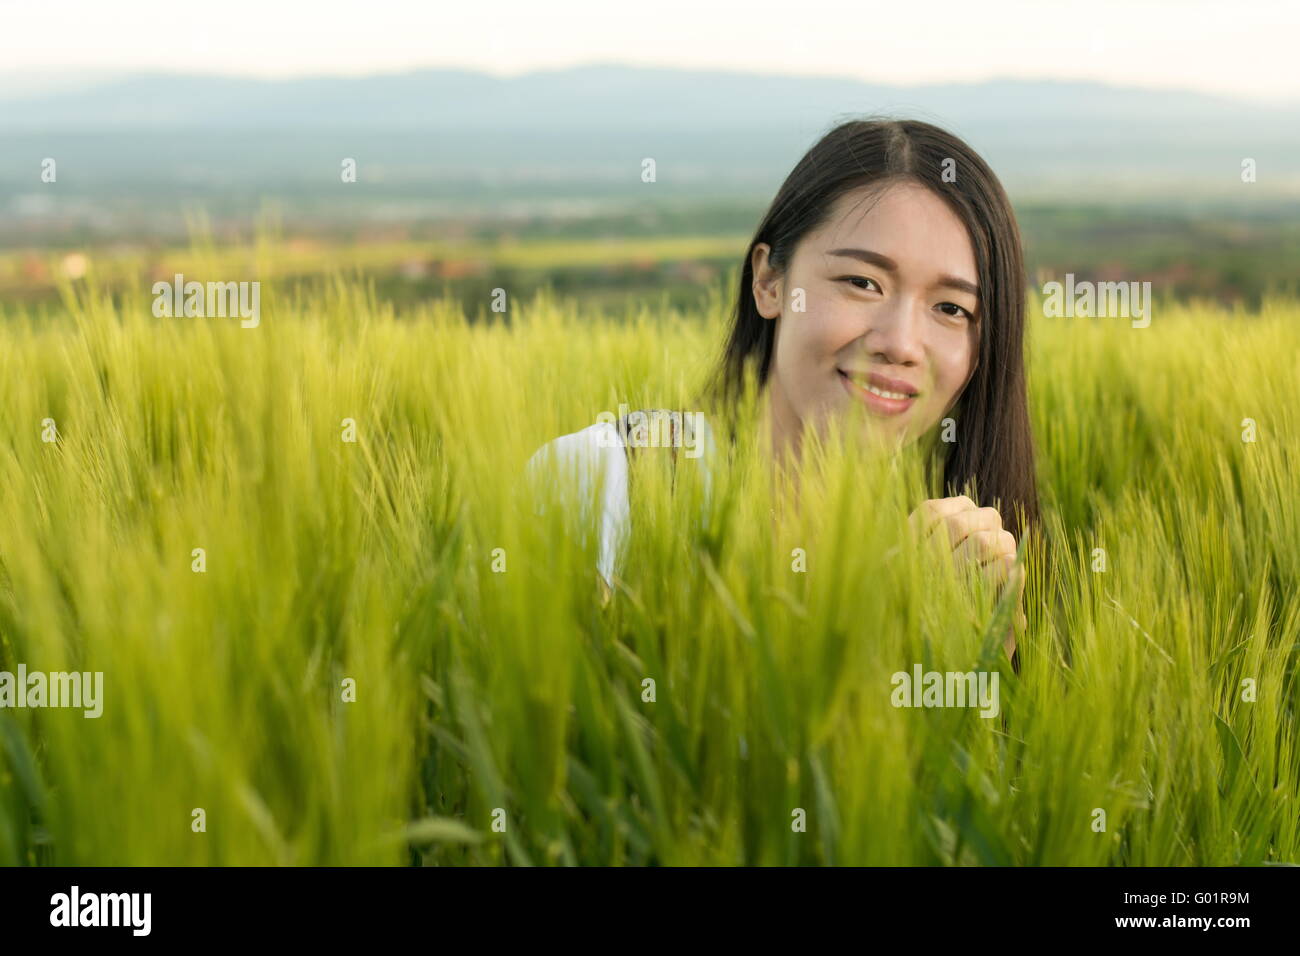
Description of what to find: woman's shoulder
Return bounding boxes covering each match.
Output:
[525,409,719,482]
[524,422,632,516]
[524,421,632,589]
[612,408,718,464]
[526,421,627,473]
[522,411,718,588]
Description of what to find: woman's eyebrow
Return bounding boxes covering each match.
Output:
[826,247,899,272]
[826,247,978,297]
[934,275,979,297]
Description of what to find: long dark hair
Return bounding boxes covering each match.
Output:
[702,117,1039,538]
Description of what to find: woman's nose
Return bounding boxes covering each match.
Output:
[865,298,925,367]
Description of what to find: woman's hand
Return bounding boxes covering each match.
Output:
[908,495,1026,659]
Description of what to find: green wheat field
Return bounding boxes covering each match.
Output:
[1,257,1297,866]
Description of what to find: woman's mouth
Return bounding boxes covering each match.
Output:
[837,369,919,416]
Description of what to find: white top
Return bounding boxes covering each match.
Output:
[525,414,717,587]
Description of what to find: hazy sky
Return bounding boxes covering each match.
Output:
[3,0,1296,102]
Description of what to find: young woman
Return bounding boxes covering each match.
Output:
[529,118,1038,663]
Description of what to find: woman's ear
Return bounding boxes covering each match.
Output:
[751,243,783,320]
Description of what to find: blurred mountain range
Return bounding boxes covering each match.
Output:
[2,64,1297,242]
[3,64,1294,129]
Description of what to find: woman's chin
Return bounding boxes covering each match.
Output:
[840,412,911,450]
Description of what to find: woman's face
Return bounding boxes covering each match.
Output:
[753,180,979,453]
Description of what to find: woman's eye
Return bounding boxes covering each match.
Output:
[840,276,879,292]
[936,302,973,321]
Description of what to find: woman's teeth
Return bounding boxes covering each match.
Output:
[866,384,909,399]
[848,374,911,399]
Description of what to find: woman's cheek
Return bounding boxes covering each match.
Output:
[808,304,857,366]
[774,328,823,419]
[936,334,974,407]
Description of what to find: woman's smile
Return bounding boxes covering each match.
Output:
[837,367,920,416]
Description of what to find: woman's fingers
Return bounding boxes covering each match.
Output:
[952,528,1017,567]
[909,495,976,535]
[989,556,1026,601]
[912,495,1027,657]
[941,506,1006,549]
[1001,562,1028,645]
[913,497,1020,593]
[911,497,1007,549]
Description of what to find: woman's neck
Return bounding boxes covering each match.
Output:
[758,387,803,515]
[760,378,801,463]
